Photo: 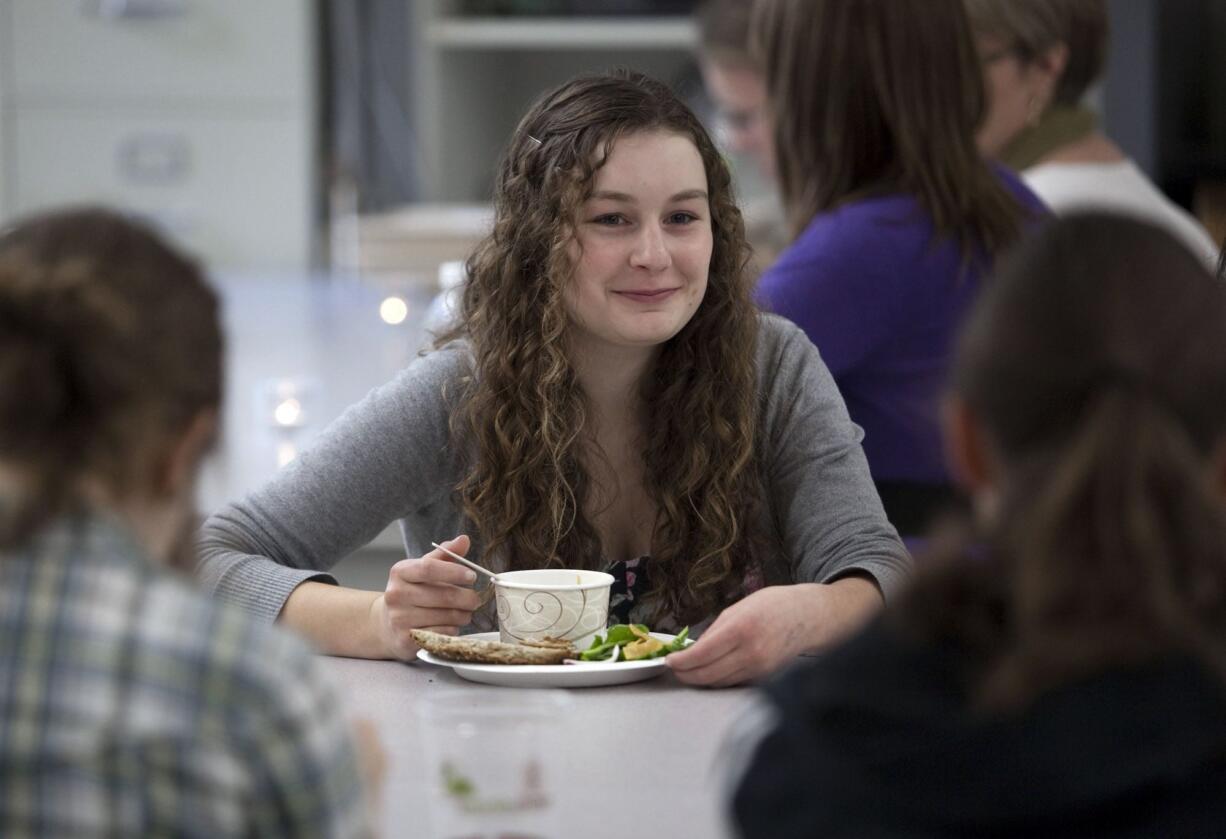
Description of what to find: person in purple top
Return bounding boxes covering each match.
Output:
[752,0,1047,538]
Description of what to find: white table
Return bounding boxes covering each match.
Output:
[324,656,753,839]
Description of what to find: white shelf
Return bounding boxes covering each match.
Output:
[428,16,695,50]
[411,3,697,201]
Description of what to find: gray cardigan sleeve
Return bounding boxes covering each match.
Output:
[197,346,467,621]
[757,315,913,600]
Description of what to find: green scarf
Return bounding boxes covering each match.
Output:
[999,105,1098,171]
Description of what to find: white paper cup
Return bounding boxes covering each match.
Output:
[494,569,614,648]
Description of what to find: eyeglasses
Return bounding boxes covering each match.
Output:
[716,107,764,134]
[978,42,1034,67]
[979,46,1019,65]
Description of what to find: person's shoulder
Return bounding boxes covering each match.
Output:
[754,311,809,350]
[752,313,842,416]
[757,224,858,308]
[395,340,474,390]
[1023,161,1220,263]
[765,616,952,717]
[141,575,367,833]
[753,313,821,371]
[730,617,960,833]
[991,161,1049,215]
[792,195,923,253]
[146,573,332,713]
[1020,160,1136,208]
[357,339,474,426]
[771,194,943,283]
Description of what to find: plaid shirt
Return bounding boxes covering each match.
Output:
[0,514,372,838]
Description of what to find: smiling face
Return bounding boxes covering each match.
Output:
[564,130,713,356]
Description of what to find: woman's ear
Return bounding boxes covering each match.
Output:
[1029,42,1070,107]
[942,396,996,494]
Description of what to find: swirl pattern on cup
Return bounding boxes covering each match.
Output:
[497,586,610,644]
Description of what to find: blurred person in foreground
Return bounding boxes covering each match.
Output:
[727,213,1226,837]
[751,0,1046,541]
[966,0,1219,264]
[0,208,374,838]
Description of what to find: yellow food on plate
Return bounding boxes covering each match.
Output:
[623,636,666,661]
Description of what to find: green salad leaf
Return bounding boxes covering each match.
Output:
[577,624,691,662]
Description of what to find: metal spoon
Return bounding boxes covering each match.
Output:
[430,541,499,583]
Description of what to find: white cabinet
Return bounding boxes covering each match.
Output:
[0,0,316,271]
[410,1,696,203]
[13,110,311,270]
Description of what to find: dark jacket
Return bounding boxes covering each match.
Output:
[731,619,1226,838]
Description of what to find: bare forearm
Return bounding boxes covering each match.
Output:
[796,575,883,652]
[279,581,388,659]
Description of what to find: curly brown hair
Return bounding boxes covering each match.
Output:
[437,70,762,626]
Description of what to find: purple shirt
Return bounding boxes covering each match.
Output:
[757,172,1045,485]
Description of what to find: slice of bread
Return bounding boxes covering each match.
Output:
[520,636,573,651]
[411,629,573,665]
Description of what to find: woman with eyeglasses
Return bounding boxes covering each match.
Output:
[966,0,1218,264]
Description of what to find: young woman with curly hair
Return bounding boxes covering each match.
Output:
[200,70,910,686]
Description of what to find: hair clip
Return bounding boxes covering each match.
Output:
[527,135,543,148]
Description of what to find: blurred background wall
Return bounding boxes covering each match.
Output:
[0,0,1221,276]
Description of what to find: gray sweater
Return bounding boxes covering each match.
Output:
[198,314,911,623]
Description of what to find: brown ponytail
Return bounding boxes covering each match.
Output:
[896,213,1226,709]
[0,208,222,549]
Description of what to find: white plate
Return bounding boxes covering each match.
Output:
[416,631,685,688]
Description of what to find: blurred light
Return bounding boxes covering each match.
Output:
[273,397,303,427]
[380,296,409,325]
[276,440,298,468]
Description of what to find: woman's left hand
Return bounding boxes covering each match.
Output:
[666,576,883,687]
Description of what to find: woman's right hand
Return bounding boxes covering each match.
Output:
[371,535,483,660]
